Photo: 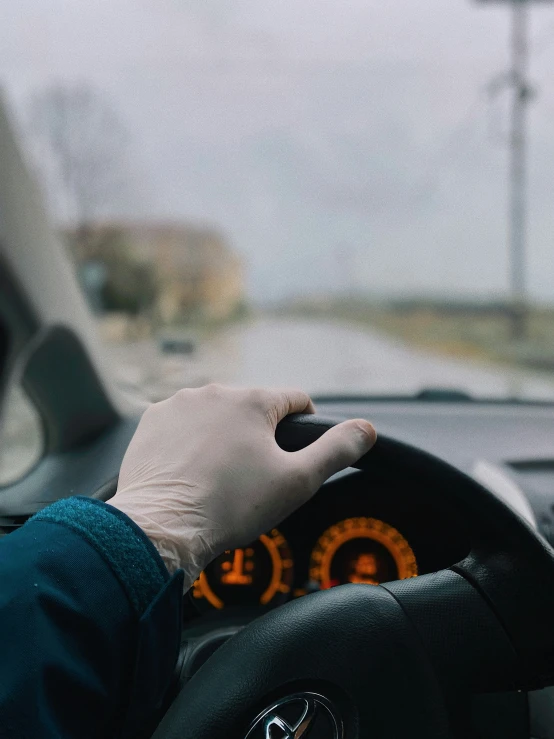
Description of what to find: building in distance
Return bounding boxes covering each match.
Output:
[62,221,244,327]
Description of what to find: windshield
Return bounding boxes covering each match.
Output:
[5,0,554,401]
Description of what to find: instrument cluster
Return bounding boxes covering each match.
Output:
[184,470,469,619]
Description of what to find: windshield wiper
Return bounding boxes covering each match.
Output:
[312,389,554,405]
[313,387,473,403]
[414,388,473,402]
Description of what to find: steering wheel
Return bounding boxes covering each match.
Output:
[152,414,554,739]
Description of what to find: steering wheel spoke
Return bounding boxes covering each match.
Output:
[383,569,520,693]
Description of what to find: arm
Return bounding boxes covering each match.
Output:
[0,497,183,739]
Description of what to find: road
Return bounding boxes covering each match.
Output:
[108,317,554,401]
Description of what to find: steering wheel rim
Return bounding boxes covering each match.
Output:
[152,414,554,739]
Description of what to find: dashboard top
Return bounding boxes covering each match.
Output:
[315,399,554,469]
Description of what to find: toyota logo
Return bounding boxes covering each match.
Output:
[245,692,343,739]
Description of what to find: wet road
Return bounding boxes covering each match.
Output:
[109,317,554,401]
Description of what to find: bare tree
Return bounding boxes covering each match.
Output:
[27,82,131,232]
[26,83,155,316]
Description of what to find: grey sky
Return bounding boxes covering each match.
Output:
[2,0,554,302]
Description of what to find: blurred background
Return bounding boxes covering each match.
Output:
[3,0,554,479]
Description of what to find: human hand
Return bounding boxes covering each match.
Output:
[109,385,376,589]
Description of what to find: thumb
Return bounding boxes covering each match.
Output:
[292,419,377,490]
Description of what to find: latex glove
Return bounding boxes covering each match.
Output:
[109,385,376,590]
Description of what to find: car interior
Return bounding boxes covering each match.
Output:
[4,5,554,736]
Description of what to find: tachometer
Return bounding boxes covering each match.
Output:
[309,517,417,588]
[192,528,294,611]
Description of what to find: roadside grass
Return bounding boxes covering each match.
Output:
[276,299,554,373]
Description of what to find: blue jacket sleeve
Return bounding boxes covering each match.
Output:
[0,496,184,739]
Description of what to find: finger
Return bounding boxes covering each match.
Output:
[291,419,377,490]
[263,388,316,427]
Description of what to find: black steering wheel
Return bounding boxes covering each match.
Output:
[152,414,554,739]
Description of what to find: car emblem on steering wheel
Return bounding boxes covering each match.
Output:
[245,692,342,739]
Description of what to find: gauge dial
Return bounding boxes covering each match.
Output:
[309,517,417,589]
[192,528,294,611]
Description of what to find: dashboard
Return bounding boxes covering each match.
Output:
[182,468,470,622]
[173,399,554,738]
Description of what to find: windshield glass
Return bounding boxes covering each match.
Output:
[5,0,554,401]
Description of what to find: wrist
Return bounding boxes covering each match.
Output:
[108,492,214,591]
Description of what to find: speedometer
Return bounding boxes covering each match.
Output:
[309,517,417,588]
[191,528,294,611]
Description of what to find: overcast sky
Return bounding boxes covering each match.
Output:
[2,0,554,302]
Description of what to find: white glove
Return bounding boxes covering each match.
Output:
[109,385,376,590]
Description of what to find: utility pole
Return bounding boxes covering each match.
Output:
[508,0,530,339]
[478,0,548,340]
